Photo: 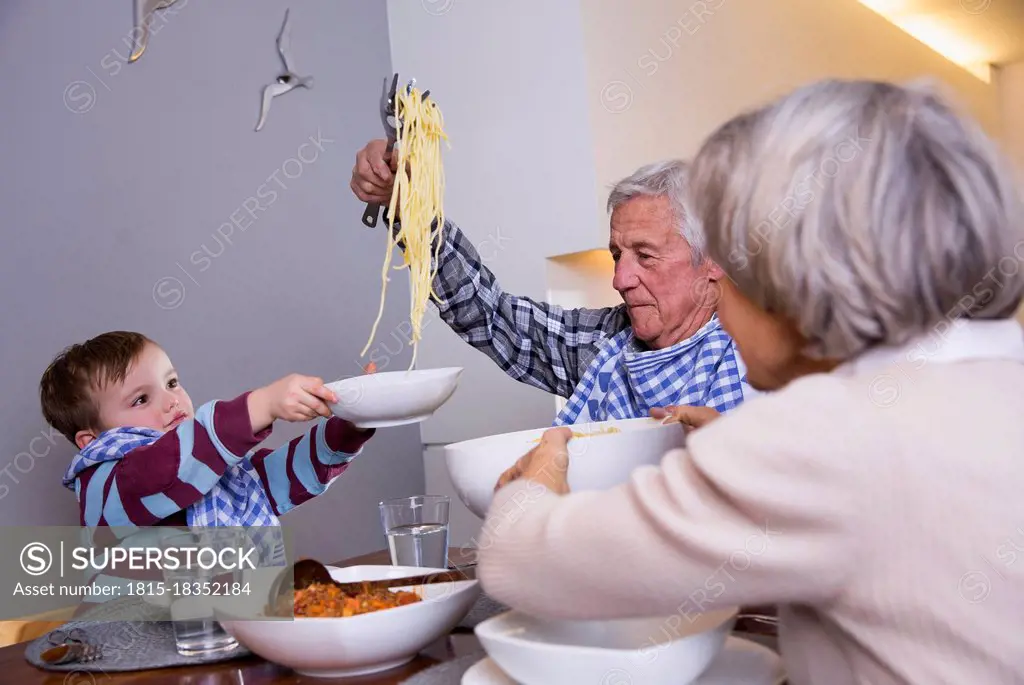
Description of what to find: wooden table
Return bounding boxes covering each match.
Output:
[1,548,777,684]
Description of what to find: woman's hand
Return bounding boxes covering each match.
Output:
[350,139,396,205]
[650,404,721,429]
[494,427,573,495]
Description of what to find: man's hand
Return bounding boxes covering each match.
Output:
[350,139,396,205]
[494,427,573,495]
[649,404,721,430]
[248,374,339,431]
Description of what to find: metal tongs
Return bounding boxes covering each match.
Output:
[361,73,429,228]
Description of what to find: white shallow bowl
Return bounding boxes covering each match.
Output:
[463,635,784,685]
[218,564,480,678]
[474,608,737,685]
[325,367,463,428]
[444,417,686,518]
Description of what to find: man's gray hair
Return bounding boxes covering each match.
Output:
[607,159,704,264]
[687,78,1024,360]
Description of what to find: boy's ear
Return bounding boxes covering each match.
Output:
[74,430,97,450]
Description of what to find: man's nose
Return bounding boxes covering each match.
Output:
[612,260,637,292]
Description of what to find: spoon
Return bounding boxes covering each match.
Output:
[267,558,331,613]
[40,644,76,665]
[40,642,102,665]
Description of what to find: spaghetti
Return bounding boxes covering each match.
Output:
[361,85,448,370]
[529,426,622,444]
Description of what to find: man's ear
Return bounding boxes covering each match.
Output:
[75,429,97,450]
[705,259,726,282]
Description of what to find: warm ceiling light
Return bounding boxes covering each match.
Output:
[858,0,916,12]
[857,1,993,83]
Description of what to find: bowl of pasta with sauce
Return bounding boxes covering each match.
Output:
[217,563,480,678]
[444,417,687,519]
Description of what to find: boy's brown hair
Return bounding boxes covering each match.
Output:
[40,331,153,445]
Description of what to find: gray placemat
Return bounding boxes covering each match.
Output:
[23,592,506,674]
[52,594,161,622]
[457,594,508,629]
[24,613,250,673]
[399,650,488,685]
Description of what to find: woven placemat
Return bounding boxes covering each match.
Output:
[456,594,508,629]
[24,597,251,673]
[24,592,507,675]
[24,620,251,673]
[399,650,488,685]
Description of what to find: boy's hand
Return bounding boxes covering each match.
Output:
[249,375,338,430]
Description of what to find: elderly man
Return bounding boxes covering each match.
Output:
[350,141,751,425]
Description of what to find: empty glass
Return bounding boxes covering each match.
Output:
[379,495,450,568]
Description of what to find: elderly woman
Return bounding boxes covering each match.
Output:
[478,79,1024,685]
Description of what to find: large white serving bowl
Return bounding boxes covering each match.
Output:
[218,564,480,678]
[444,417,686,518]
[474,608,737,685]
[325,367,463,428]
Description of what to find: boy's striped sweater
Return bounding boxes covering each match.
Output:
[70,392,374,527]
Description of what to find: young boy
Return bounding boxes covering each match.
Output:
[40,330,374,530]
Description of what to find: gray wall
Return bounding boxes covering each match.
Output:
[0,0,426,560]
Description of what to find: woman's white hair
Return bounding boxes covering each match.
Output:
[687,78,1024,359]
[607,159,704,264]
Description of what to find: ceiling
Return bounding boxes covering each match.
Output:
[859,0,1024,80]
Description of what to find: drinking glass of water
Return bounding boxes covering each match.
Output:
[160,528,241,657]
[379,495,450,568]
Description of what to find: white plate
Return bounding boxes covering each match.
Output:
[325,367,462,428]
[462,636,784,685]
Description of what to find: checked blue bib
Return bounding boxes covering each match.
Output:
[554,315,745,425]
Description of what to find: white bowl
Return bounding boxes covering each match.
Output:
[463,635,784,685]
[325,367,463,428]
[218,564,480,678]
[444,417,686,518]
[474,608,737,685]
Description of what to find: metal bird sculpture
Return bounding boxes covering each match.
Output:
[255,9,314,132]
[128,0,181,63]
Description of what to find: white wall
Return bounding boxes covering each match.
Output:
[995,61,1024,324]
[578,0,1003,251]
[998,61,1024,177]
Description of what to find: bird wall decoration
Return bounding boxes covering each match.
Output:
[255,9,313,132]
[128,0,182,63]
